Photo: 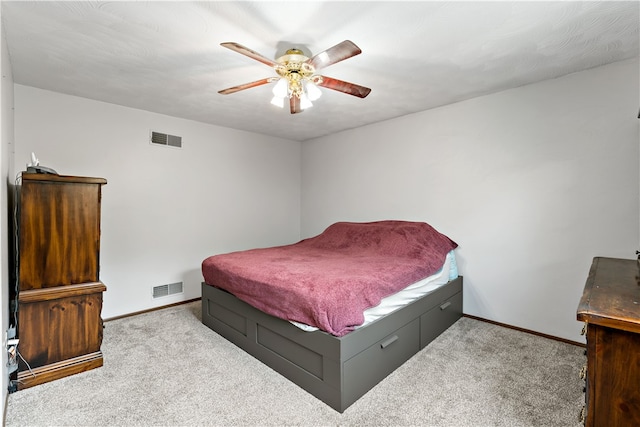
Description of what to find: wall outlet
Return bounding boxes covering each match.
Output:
[4,326,16,348]
[7,338,19,373]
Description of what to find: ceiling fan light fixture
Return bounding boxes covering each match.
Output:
[304,80,322,101]
[299,93,313,110]
[270,95,285,108]
[272,78,289,98]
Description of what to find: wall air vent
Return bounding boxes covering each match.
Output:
[152,282,184,299]
[150,131,182,148]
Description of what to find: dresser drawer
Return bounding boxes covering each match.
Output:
[420,290,462,348]
[343,318,420,404]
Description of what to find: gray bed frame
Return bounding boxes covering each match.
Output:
[201,276,462,412]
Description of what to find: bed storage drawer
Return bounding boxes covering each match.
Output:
[202,277,463,413]
[343,318,420,406]
[420,290,462,348]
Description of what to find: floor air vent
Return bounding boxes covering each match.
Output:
[153,282,184,298]
[150,131,182,148]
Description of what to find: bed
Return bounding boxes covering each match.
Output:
[201,220,463,412]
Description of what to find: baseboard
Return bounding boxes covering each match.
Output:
[463,314,585,347]
[17,352,103,390]
[104,298,201,322]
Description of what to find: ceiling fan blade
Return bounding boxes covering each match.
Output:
[317,76,371,98]
[220,42,279,68]
[308,40,362,70]
[290,96,303,114]
[218,78,275,95]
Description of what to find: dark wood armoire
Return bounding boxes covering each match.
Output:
[15,173,107,389]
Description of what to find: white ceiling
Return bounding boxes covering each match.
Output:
[2,1,639,141]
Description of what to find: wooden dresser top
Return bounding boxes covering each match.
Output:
[22,173,106,185]
[577,257,640,334]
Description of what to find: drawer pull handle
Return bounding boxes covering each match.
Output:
[440,301,452,310]
[380,335,399,349]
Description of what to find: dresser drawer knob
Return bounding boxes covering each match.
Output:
[579,364,587,380]
[440,301,452,310]
[380,335,399,349]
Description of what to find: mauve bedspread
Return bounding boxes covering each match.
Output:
[201,220,458,336]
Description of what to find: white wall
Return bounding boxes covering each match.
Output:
[0,18,15,418]
[301,58,639,343]
[7,58,639,347]
[13,85,301,318]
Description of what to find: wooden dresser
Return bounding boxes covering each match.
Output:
[15,173,107,389]
[576,257,640,427]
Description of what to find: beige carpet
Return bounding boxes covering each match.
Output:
[5,301,585,426]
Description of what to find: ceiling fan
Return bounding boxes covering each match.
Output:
[218,40,371,114]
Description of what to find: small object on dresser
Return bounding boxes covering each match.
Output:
[25,152,57,174]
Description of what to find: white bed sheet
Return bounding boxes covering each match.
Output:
[291,250,459,332]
